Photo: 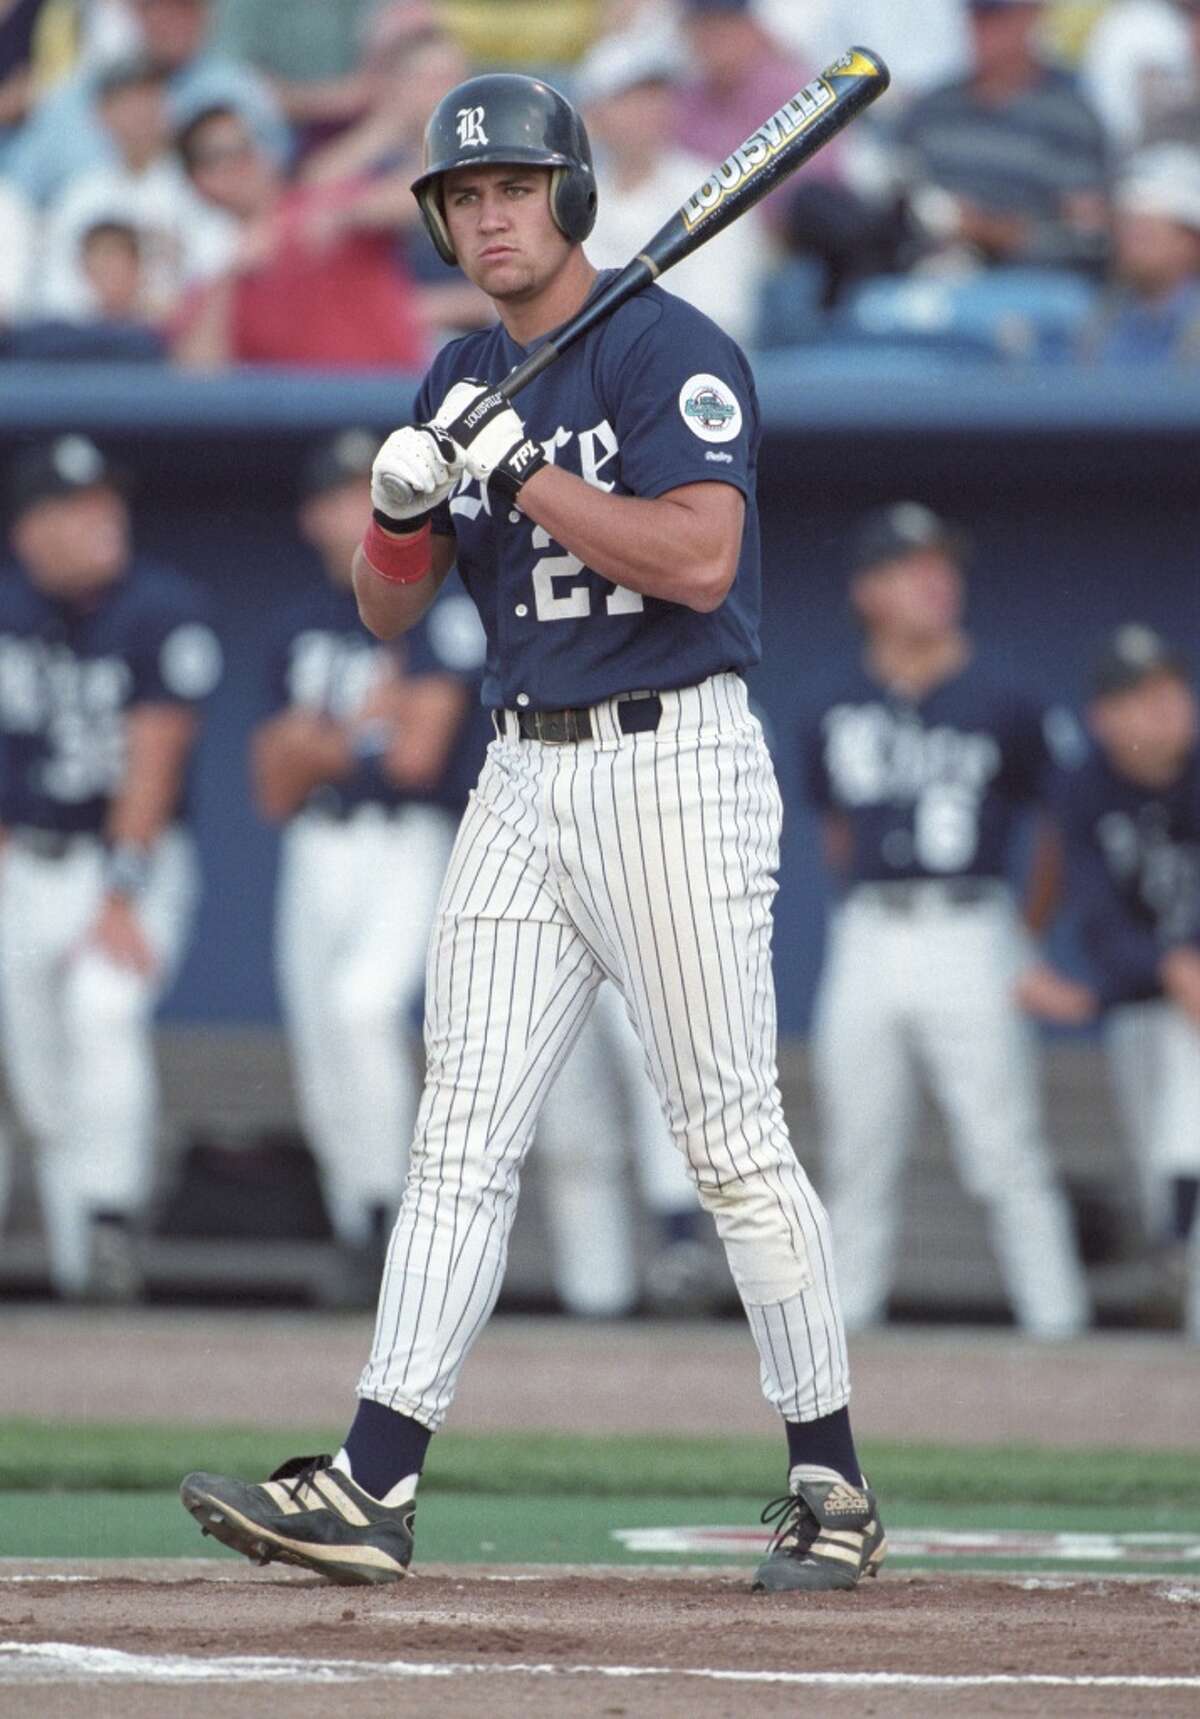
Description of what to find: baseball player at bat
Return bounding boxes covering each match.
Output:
[800,503,1090,1339]
[182,66,887,1594]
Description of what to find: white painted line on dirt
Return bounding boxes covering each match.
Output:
[613,1526,1200,1563]
[3,1644,1200,1692]
[0,1576,101,1584]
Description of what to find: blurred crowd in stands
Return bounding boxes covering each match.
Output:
[4,0,1200,366]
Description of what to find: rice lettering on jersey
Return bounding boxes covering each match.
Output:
[801,663,1054,881]
[415,274,763,711]
[0,559,220,832]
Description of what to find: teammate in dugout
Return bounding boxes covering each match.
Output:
[181,72,886,1595]
[252,428,487,1303]
[800,502,1091,1339]
[0,434,222,1300]
[1019,626,1200,1339]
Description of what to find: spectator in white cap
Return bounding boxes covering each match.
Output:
[1084,143,1200,358]
[1082,0,1200,153]
[577,29,770,346]
[763,0,971,118]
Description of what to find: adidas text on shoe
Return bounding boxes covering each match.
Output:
[752,1465,886,1593]
[180,1454,415,1585]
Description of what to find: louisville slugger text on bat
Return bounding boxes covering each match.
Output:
[498,45,891,400]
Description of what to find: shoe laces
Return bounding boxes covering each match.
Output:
[269,1454,333,1505]
[760,1490,820,1558]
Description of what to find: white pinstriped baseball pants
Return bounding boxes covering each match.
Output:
[359,673,850,1428]
[275,804,457,1245]
[0,830,198,1293]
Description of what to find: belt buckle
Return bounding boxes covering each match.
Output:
[532,708,585,744]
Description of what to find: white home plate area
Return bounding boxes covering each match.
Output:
[611,1527,1200,1564]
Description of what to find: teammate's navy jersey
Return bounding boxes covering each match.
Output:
[0,557,221,835]
[799,660,1054,885]
[260,573,487,816]
[1051,747,1200,1007]
[414,275,762,711]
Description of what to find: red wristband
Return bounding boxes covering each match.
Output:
[361,517,433,585]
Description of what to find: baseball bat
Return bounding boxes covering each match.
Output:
[498,45,890,400]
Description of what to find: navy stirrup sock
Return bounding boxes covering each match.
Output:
[341,1398,432,1501]
[785,1407,863,1488]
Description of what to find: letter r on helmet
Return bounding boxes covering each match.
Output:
[456,106,489,148]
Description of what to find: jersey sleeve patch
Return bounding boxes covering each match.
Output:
[678,373,744,445]
[159,622,223,701]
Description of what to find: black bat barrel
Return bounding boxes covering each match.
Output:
[499,47,890,401]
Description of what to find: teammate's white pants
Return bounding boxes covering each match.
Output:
[360,675,849,1426]
[536,979,700,1316]
[0,829,198,1293]
[275,804,457,1245]
[813,885,1090,1338]
[1104,1000,1200,1234]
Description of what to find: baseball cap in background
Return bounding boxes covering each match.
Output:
[5,435,125,520]
[1116,144,1200,232]
[575,31,684,106]
[1089,624,1190,698]
[848,502,968,575]
[299,428,379,501]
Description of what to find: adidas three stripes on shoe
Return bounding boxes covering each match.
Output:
[180,1454,415,1585]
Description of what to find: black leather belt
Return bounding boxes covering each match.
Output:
[510,694,663,744]
[10,826,89,859]
[302,798,396,823]
[855,878,998,912]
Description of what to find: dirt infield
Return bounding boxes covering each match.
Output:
[7,1309,1198,1446]
[3,1562,1199,1718]
[6,1313,1199,1715]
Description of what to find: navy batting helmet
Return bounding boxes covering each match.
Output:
[412,73,597,266]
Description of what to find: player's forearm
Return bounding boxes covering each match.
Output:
[383,677,470,792]
[252,718,355,822]
[269,71,370,128]
[352,542,449,640]
[106,705,197,849]
[821,813,853,879]
[171,276,236,369]
[517,467,741,613]
[1021,818,1065,936]
[1158,944,1200,1024]
[333,173,423,232]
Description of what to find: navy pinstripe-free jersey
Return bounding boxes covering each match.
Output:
[414,274,762,711]
[261,575,487,816]
[1051,748,1200,1006]
[0,558,221,834]
[799,660,1054,885]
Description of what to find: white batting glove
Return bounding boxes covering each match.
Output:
[430,379,546,502]
[370,425,463,522]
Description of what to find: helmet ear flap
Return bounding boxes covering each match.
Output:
[549,164,598,245]
[418,183,457,266]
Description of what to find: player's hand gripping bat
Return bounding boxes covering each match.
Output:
[498,46,890,400]
[378,49,889,517]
